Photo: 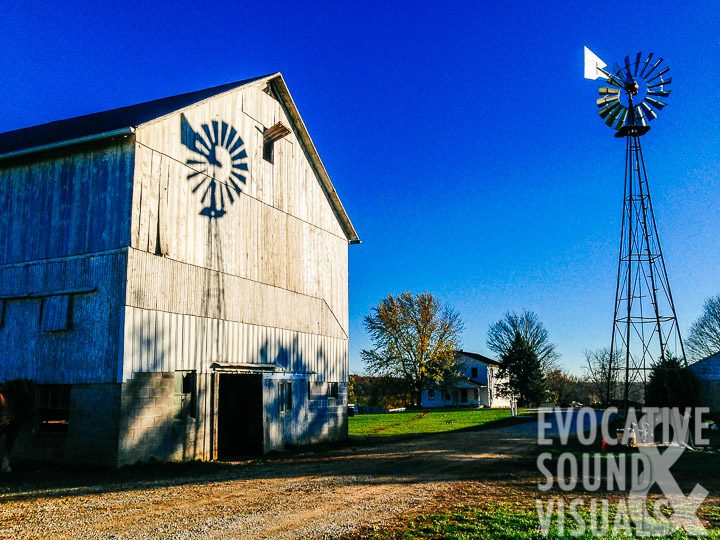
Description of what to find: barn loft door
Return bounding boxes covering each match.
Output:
[217,374,264,459]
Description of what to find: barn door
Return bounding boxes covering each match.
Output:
[217,374,264,458]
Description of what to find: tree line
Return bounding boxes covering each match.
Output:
[357,291,720,409]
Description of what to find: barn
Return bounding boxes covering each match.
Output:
[689,352,720,413]
[0,73,359,466]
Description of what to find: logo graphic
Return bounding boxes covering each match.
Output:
[536,407,710,537]
[181,114,249,218]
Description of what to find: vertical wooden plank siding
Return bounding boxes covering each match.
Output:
[0,140,134,384]
[0,140,134,264]
[124,82,350,386]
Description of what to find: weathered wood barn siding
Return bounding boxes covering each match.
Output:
[0,141,134,383]
[118,79,350,462]
[0,74,355,466]
[0,141,134,465]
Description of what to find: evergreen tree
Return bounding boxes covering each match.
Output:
[646,355,699,408]
[498,330,546,406]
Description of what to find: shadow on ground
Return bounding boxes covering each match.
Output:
[0,416,540,502]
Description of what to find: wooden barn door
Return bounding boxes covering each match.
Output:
[217,374,264,458]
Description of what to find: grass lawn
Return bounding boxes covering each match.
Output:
[348,408,525,438]
[347,413,720,539]
[352,498,720,539]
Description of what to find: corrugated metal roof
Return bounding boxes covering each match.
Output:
[0,75,271,156]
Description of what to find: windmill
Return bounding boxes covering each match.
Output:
[584,47,687,408]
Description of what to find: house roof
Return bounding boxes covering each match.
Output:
[456,379,484,389]
[689,352,720,381]
[0,74,359,243]
[455,350,501,366]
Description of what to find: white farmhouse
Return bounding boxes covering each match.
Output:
[421,350,511,408]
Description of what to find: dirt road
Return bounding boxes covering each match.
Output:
[0,424,539,539]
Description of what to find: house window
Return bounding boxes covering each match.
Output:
[280,381,293,413]
[41,295,71,332]
[461,389,468,403]
[0,299,5,328]
[428,389,436,401]
[174,371,197,419]
[36,384,71,433]
[442,390,450,401]
[471,367,478,379]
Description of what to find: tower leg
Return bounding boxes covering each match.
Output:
[608,134,687,409]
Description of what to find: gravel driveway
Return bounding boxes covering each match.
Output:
[0,422,539,539]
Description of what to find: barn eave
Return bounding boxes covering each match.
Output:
[0,127,135,161]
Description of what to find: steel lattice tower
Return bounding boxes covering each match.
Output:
[607,128,687,405]
[584,48,687,406]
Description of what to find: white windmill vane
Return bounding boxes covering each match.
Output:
[584,46,608,80]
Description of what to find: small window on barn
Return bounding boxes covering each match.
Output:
[37,384,71,433]
[174,371,197,419]
[471,367,478,379]
[428,389,436,401]
[328,382,339,400]
[280,381,292,413]
[0,300,5,328]
[263,122,291,164]
[262,139,275,163]
[41,295,71,332]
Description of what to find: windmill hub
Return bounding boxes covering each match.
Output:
[585,48,671,133]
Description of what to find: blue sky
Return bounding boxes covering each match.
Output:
[2,1,719,374]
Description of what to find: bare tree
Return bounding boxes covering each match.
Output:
[686,294,720,361]
[361,292,463,407]
[584,347,616,405]
[487,310,559,372]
